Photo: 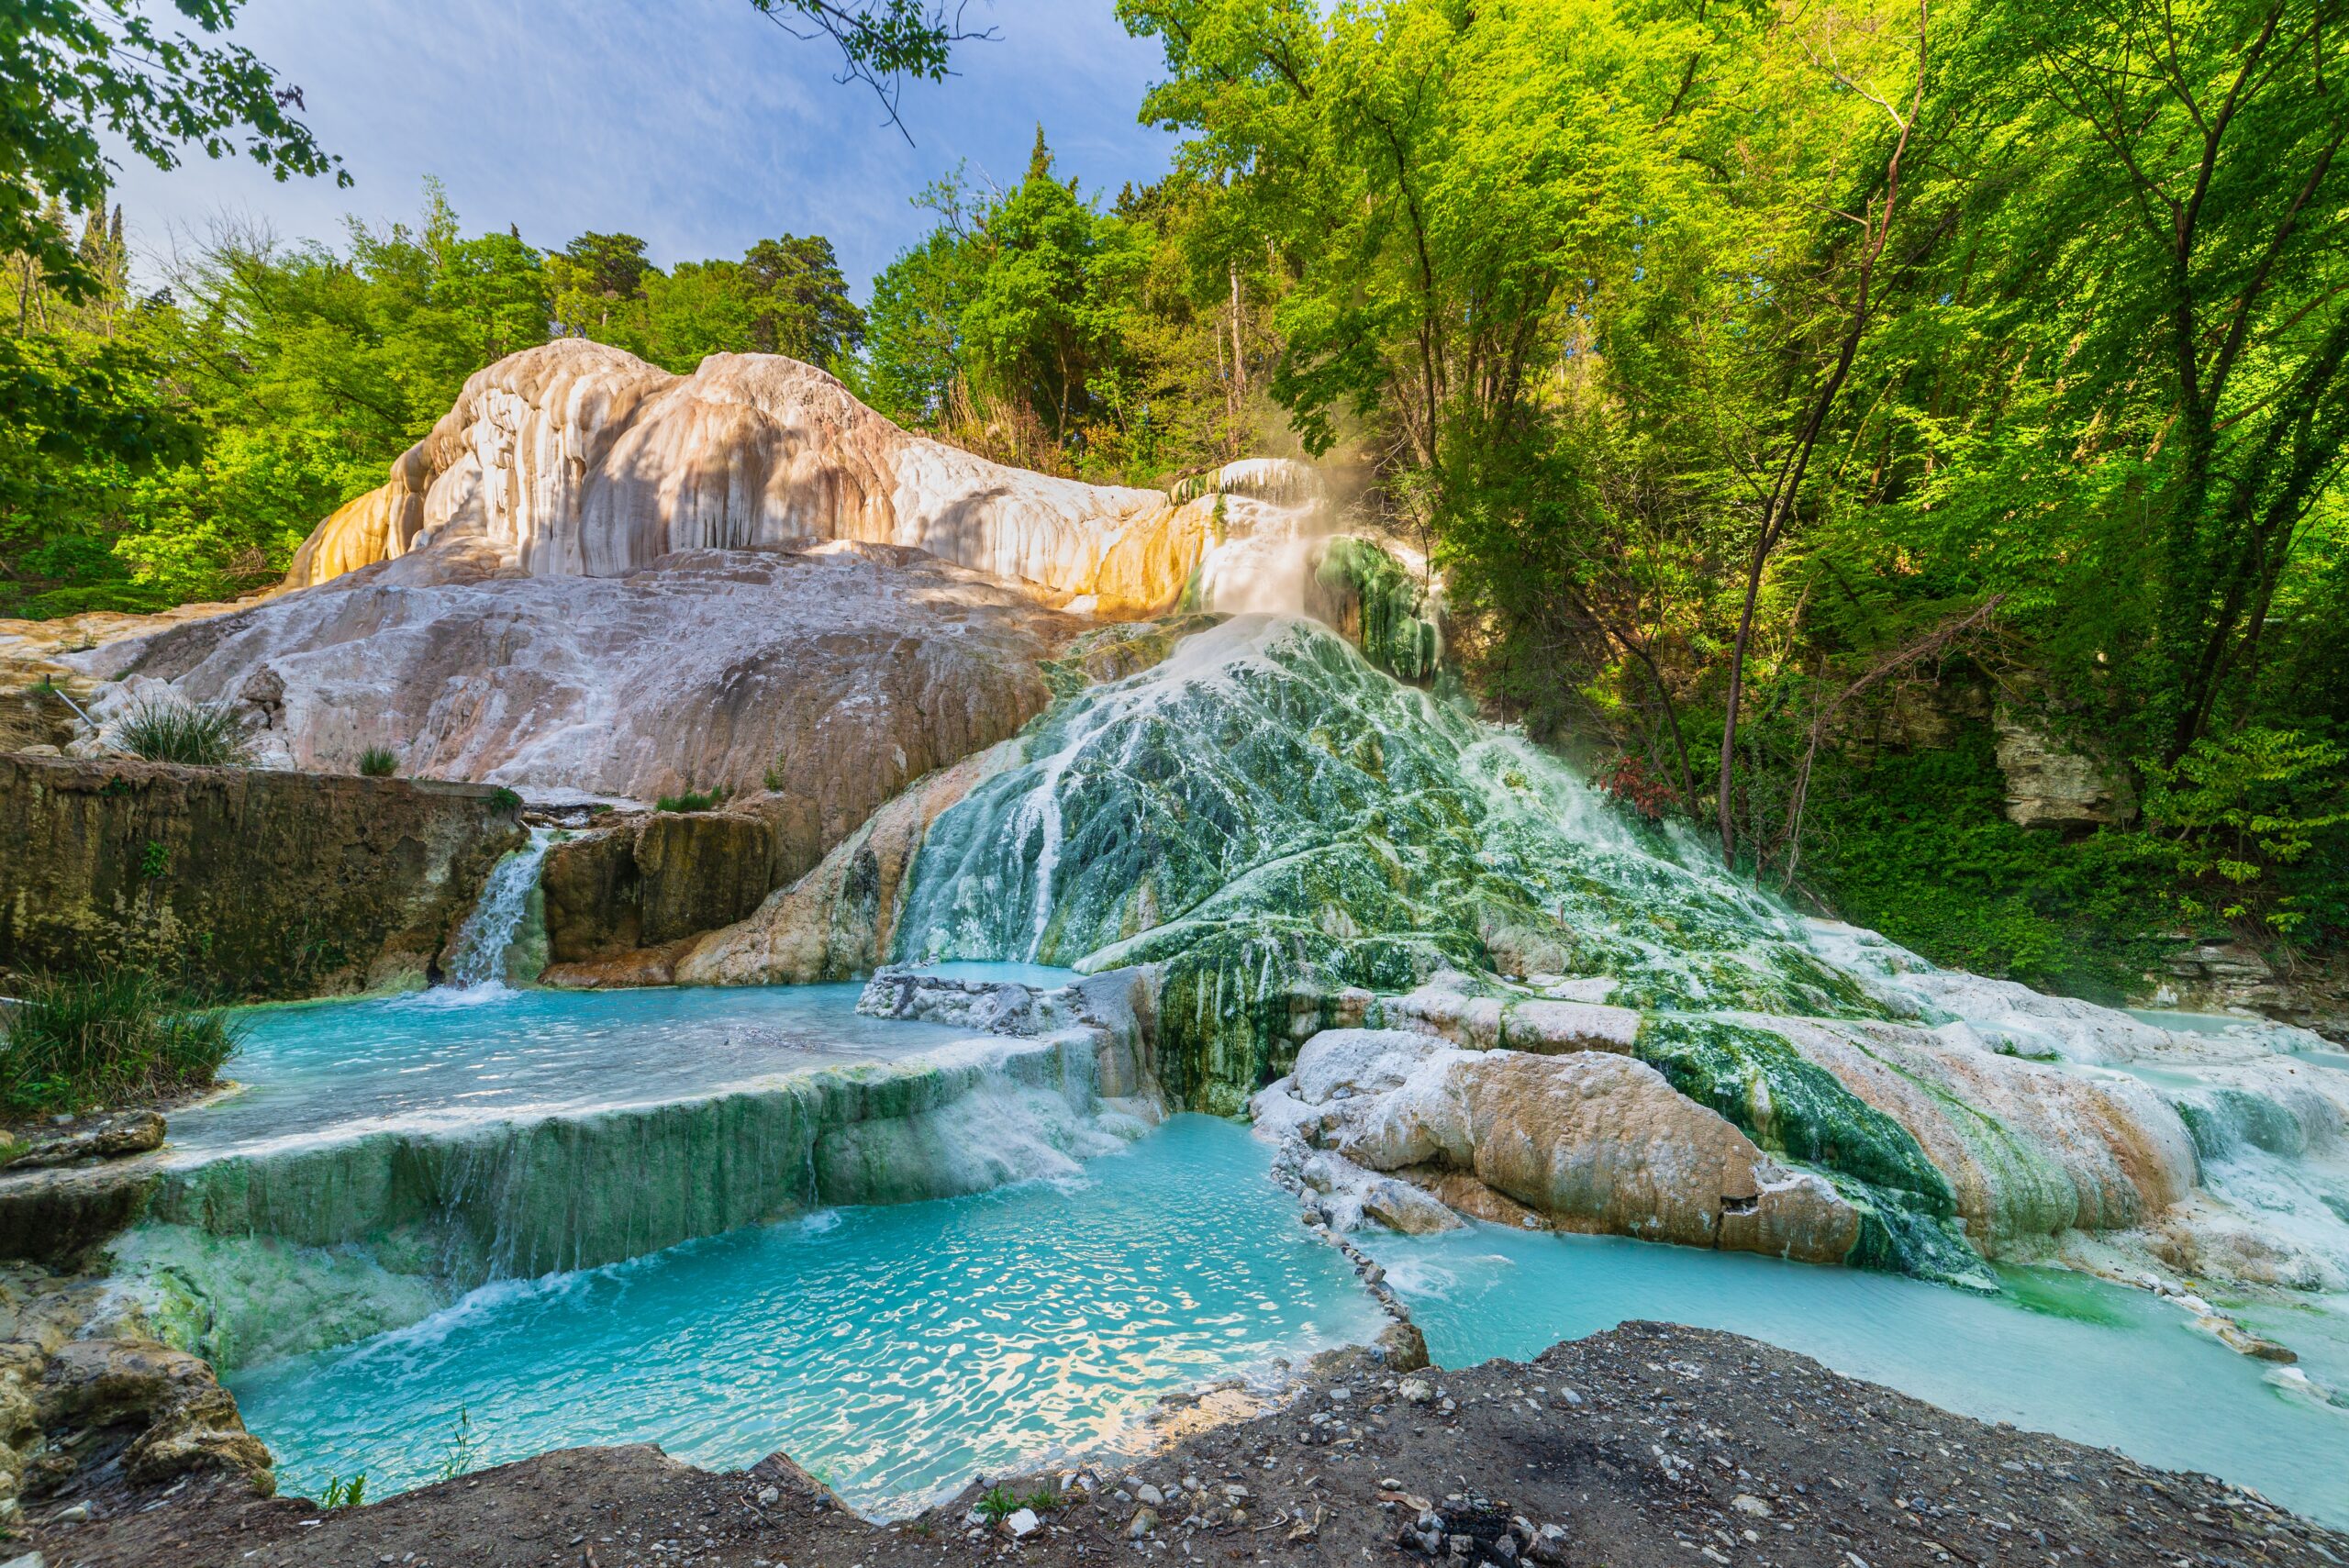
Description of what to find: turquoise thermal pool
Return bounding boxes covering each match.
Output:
[189,984,2349,1530]
[1360,1222,2349,1529]
[172,983,974,1156]
[228,1117,1385,1511]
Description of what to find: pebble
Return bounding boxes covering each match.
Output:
[1134,1483,1164,1507]
[53,1503,91,1524]
[1128,1508,1159,1540]
[1004,1508,1040,1538]
[756,1486,781,1507]
[0,1553,43,1568]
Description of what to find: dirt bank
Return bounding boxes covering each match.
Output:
[21,1322,2343,1568]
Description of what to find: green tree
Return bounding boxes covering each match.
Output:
[1,0,343,304]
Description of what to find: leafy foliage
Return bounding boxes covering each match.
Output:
[1,0,343,303]
[0,968,241,1115]
[0,184,871,615]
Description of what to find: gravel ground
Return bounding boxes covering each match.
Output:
[21,1322,2345,1568]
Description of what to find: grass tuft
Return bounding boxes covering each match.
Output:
[114,694,250,766]
[357,746,399,778]
[655,784,731,813]
[0,970,243,1116]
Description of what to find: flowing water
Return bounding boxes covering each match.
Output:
[1359,1222,2349,1528]
[175,984,2349,1527]
[228,1117,1383,1511]
[441,826,556,991]
[172,616,2349,1523]
[172,984,975,1158]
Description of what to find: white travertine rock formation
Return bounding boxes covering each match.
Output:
[72,542,1071,815]
[280,340,1217,616]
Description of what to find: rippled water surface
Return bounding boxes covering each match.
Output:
[1362,1222,2349,1528]
[176,984,973,1155]
[230,1117,1384,1510]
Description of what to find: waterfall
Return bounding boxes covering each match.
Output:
[443,827,553,991]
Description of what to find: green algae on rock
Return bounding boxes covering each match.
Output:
[1308,536,1441,683]
[1630,1016,1983,1286]
[891,616,1903,1111]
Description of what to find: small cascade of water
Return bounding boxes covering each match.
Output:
[441,826,554,991]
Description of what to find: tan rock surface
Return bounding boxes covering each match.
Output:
[676,742,1016,985]
[1323,1041,1861,1262]
[542,809,778,963]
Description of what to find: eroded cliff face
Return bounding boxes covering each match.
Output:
[278,340,1206,613]
[539,808,779,984]
[0,753,519,997]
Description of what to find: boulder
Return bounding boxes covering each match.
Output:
[1758,1015,2197,1249]
[0,1162,161,1269]
[4,1111,165,1171]
[23,1334,271,1498]
[1319,1041,1861,1262]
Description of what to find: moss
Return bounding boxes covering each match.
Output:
[1312,537,1440,682]
[1634,1015,1987,1286]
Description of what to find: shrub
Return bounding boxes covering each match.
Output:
[2139,728,2349,939]
[488,786,523,813]
[357,746,399,778]
[656,785,731,813]
[0,971,243,1115]
[114,694,250,766]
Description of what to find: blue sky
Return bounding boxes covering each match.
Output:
[106,0,1178,294]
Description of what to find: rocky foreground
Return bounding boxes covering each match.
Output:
[22,1324,2343,1568]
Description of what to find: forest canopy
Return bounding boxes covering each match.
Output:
[5,0,2345,996]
